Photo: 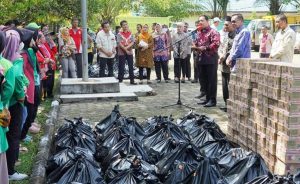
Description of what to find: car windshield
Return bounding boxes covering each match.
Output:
[290,25,300,33]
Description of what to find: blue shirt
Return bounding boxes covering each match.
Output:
[230,26,251,64]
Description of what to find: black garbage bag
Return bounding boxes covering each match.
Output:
[246,172,295,184]
[55,118,96,153]
[156,142,202,178]
[199,139,239,159]
[95,105,121,134]
[105,154,157,182]
[147,137,177,164]
[99,126,128,149]
[142,121,190,150]
[223,153,269,184]
[143,116,173,134]
[181,158,227,184]
[47,154,105,184]
[191,128,215,147]
[46,147,94,175]
[102,135,148,170]
[122,117,145,141]
[164,161,198,184]
[217,148,249,173]
[294,170,300,184]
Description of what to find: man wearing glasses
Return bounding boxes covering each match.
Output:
[270,14,296,62]
[226,14,251,72]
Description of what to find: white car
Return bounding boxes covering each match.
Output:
[290,24,300,53]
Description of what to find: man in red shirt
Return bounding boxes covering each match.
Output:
[69,18,83,78]
[194,15,220,107]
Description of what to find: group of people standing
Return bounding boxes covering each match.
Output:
[0,20,59,182]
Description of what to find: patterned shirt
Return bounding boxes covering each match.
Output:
[117,31,135,56]
[153,33,170,61]
[195,26,220,64]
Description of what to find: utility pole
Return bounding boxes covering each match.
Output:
[81,0,89,81]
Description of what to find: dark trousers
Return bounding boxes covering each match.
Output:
[75,53,83,78]
[88,52,94,65]
[21,86,40,140]
[174,58,186,78]
[222,72,230,104]
[99,57,114,77]
[7,103,23,175]
[154,61,168,80]
[46,70,54,97]
[198,64,218,103]
[185,54,191,79]
[139,67,151,80]
[118,54,134,82]
[193,54,199,81]
[260,53,270,58]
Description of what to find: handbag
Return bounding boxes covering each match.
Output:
[0,109,11,128]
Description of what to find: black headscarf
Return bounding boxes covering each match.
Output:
[19,28,34,50]
[0,31,6,53]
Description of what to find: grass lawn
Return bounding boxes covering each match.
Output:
[11,73,59,184]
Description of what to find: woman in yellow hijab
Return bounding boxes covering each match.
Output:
[136,24,154,84]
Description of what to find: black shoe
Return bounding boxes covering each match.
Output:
[130,82,137,85]
[157,80,161,83]
[197,100,208,105]
[220,107,227,112]
[181,80,185,83]
[175,80,179,83]
[204,100,216,107]
[195,93,206,99]
[165,80,169,83]
[147,81,152,84]
[119,80,123,83]
[191,80,198,83]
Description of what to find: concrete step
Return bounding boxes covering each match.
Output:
[59,92,138,103]
[119,83,154,97]
[60,77,120,94]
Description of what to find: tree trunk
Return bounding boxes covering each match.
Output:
[213,0,217,17]
[270,0,281,15]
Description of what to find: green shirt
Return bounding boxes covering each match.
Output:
[28,49,40,86]
[9,58,26,107]
[0,56,15,109]
[0,55,14,153]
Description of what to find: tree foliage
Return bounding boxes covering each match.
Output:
[142,0,202,21]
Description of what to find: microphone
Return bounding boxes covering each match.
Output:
[191,25,203,33]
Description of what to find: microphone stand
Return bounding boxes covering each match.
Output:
[161,30,196,109]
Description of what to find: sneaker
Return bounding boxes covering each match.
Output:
[22,135,32,144]
[29,125,40,134]
[9,172,28,181]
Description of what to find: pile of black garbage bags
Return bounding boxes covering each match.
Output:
[46,105,300,184]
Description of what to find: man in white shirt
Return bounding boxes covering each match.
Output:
[259,25,273,58]
[96,21,117,77]
[270,14,296,62]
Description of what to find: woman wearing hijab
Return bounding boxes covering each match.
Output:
[136,24,154,84]
[36,32,55,100]
[20,28,41,142]
[2,29,28,181]
[0,30,14,184]
[58,27,77,78]
[153,23,170,83]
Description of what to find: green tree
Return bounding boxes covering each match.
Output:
[199,0,229,18]
[255,0,283,15]
[142,0,202,21]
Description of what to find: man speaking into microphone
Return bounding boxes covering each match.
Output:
[193,15,220,107]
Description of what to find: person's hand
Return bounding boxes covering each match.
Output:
[269,55,273,59]
[198,46,206,51]
[106,51,113,57]
[218,59,222,64]
[45,58,50,64]
[226,58,232,66]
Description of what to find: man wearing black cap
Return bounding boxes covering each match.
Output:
[218,16,236,112]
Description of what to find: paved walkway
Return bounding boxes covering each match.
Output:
[58,62,229,133]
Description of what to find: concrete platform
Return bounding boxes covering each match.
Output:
[59,92,138,103]
[119,83,154,97]
[60,77,120,94]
